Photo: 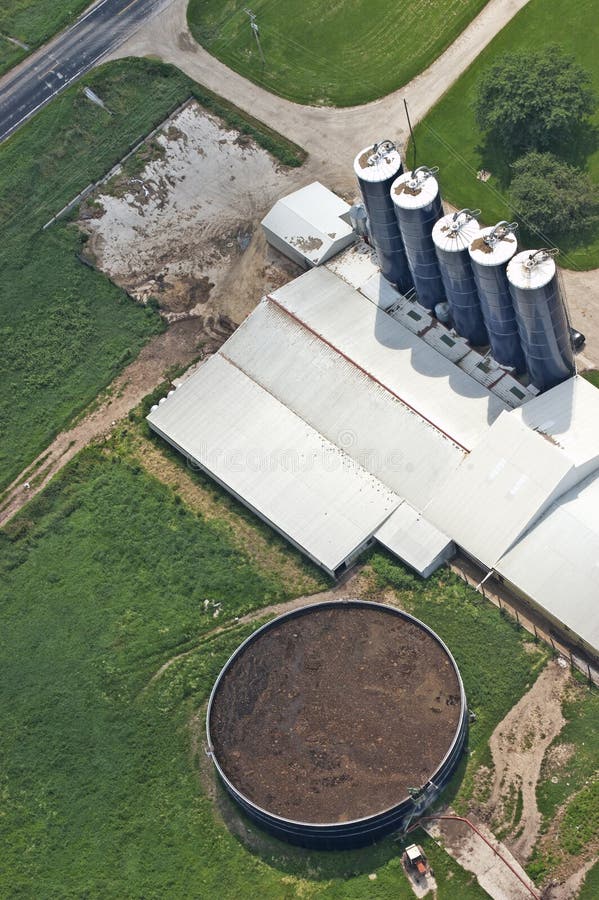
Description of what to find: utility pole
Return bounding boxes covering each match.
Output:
[243,8,265,66]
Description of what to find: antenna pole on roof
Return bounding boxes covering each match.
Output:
[403,98,417,174]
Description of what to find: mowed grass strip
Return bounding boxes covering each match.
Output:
[368,553,549,804]
[0,57,303,494]
[413,0,599,269]
[0,449,486,899]
[187,0,488,107]
[0,1,90,76]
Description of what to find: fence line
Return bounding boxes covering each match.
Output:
[451,559,599,687]
[42,97,194,230]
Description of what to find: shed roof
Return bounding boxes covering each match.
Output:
[374,503,454,578]
[147,354,400,574]
[222,297,465,510]
[497,469,599,653]
[424,412,574,568]
[270,266,508,451]
[511,375,599,469]
[261,182,355,266]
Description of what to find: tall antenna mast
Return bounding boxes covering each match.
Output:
[404,98,417,174]
[244,8,265,66]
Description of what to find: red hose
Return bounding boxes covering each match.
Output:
[409,814,541,900]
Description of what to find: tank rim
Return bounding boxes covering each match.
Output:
[205,598,467,830]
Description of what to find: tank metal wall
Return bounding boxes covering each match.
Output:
[507,262,575,392]
[435,243,488,346]
[391,179,444,310]
[471,263,526,372]
[206,600,468,850]
[355,149,413,293]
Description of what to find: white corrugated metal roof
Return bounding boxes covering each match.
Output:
[261,182,355,266]
[497,469,599,653]
[512,376,599,469]
[222,298,465,510]
[325,242,380,290]
[424,412,574,568]
[358,270,402,310]
[374,503,454,578]
[147,354,400,573]
[270,266,508,451]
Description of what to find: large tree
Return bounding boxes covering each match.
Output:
[509,151,599,237]
[475,46,596,155]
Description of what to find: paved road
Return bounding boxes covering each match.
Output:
[0,0,173,142]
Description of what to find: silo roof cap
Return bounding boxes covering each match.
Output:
[353,141,402,182]
[433,210,480,252]
[469,224,518,267]
[391,168,439,210]
[507,249,557,289]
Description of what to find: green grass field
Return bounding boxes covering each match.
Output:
[0,57,303,495]
[0,446,491,899]
[582,370,599,388]
[580,860,599,899]
[0,1,90,76]
[413,0,599,270]
[187,0,488,107]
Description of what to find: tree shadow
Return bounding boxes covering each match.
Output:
[551,121,599,169]
[475,135,516,191]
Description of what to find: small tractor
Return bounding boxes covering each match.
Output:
[403,843,428,878]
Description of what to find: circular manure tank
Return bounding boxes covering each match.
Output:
[206,601,468,849]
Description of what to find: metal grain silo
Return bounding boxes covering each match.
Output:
[468,222,526,373]
[432,209,488,345]
[506,249,575,392]
[390,166,445,310]
[353,141,413,293]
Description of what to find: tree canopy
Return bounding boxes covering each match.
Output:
[509,151,599,237]
[474,46,596,155]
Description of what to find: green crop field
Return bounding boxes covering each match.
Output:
[187,0,488,107]
[413,0,599,270]
[0,444,491,899]
[0,57,303,495]
[0,1,90,76]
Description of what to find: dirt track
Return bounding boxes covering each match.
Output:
[105,0,599,362]
[483,659,570,860]
[106,0,532,193]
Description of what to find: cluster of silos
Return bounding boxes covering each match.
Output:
[506,249,575,391]
[353,141,414,293]
[353,142,576,392]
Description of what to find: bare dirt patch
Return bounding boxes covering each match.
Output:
[80,100,302,326]
[473,660,571,862]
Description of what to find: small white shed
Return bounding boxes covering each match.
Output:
[261,181,356,267]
